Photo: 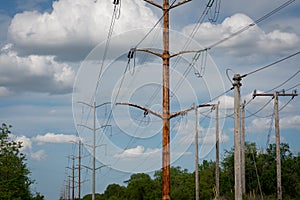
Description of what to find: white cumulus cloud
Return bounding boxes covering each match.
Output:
[8,0,158,60]
[33,132,79,145]
[182,13,299,56]
[30,149,47,161]
[114,145,160,159]
[9,133,80,160]
[280,115,300,130]
[0,44,75,94]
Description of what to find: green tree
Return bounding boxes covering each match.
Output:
[84,142,300,200]
[102,183,126,199]
[125,173,159,200]
[198,160,216,200]
[0,123,34,199]
[154,166,194,200]
[0,123,43,200]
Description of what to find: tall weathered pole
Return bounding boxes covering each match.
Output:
[253,89,297,200]
[162,1,171,198]
[274,91,282,200]
[68,176,71,200]
[143,1,192,199]
[195,104,199,200]
[241,100,246,195]
[233,74,242,200]
[215,102,220,199]
[67,156,75,200]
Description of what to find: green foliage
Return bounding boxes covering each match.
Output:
[198,160,216,199]
[103,183,126,199]
[82,193,102,200]
[0,123,43,200]
[84,142,300,200]
[125,173,159,200]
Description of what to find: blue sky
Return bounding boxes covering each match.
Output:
[0,0,300,199]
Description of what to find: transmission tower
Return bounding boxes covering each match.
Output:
[77,101,109,200]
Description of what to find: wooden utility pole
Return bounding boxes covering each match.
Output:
[194,104,215,200]
[241,100,246,195]
[115,102,214,200]
[67,156,76,200]
[118,1,219,199]
[68,176,71,200]
[70,140,83,200]
[126,1,197,199]
[253,89,297,200]
[214,102,220,199]
[233,74,242,200]
[64,176,71,200]
[274,91,281,200]
[195,104,199,200]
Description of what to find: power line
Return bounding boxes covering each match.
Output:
[245,96,295,119]
[244,97,273,119]
[94,1,122,97]
[286,82,300,92]
[170,0,296,99]
[134,0,178,48]
[265,70,300,93]
[207,0,296,50]
[141,0,220,107]
[244,51,300,77]
[77,1,122,139]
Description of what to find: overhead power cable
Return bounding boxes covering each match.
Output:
[94,0,122,98]
[265,70,300,93]
[286,82,300,92]
[244,97,273,119]
[77,1,122,136]
[243,51,300,78]
[170,0,221,94]
[134,0,178,48]
[171,0,296,100]
[207,0,296,50]
[246,94,296,119]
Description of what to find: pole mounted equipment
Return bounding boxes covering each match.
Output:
[253,90,297,200]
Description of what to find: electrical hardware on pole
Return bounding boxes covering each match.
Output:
[253,89,297,200]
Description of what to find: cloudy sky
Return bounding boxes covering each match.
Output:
[0,0,300,199]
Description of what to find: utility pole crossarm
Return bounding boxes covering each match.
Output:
[170,0,192,9]
[169,49,203,58]
[82,164,93,171]
[144,0,191,10]
[144,0,162,9]
[253,89,298,98]
[77,124,110,131]
[251,89,297,200]
[135,48,163,58]
[77,101,111,108]
[253,93,298,97]
[170,103,214,119]
[134,49,205,59]
[95,165,110,171]
[115,102,162,118]
[77,124,93,131]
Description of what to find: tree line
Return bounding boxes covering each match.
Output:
[0,123,44,200]
[81,142,300,200]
